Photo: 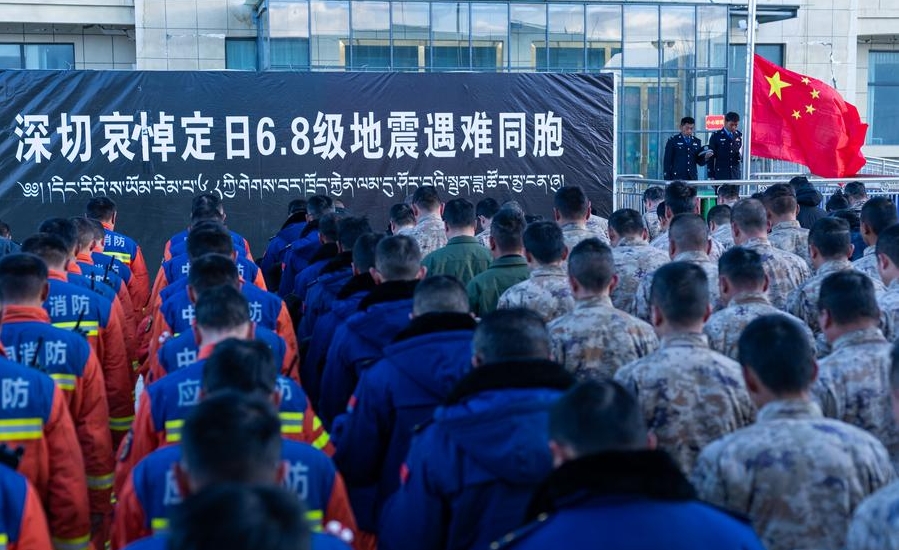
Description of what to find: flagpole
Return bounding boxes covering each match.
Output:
[742,0,758,180]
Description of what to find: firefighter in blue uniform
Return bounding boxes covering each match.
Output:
[705,111,743,180]
[663,117,704,181]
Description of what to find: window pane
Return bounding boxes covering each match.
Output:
[471,3,506,70]
[430,3,469,70]
[697,6,726,68]
[661,69,695,131]
[270,0,309,38]
[393,2,428,71]
[0,45,21,69]
[869,52,899,144]
[23,44,73,69]
[271,38,310,69]
[623,5,658,68]
[547,4,584,72]
[660,6,694,69]
[510,4,545,71]
[226,38,257,70]
[349,1,389,69]
[586,5,621,70]
[310,0,349,69]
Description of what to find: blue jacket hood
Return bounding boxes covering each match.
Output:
[435,359,574,484]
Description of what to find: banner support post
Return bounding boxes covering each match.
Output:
[742,0,758,180]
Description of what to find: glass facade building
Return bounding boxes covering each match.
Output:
[247,0,766,178]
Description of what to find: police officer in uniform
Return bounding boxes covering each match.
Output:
[705,111,743,180]
[663,117,703,180]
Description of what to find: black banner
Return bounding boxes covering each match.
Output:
[0,70,614,268]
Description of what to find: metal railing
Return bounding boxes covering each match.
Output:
[613,175,899,212]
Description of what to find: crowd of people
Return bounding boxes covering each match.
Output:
[2,175,899,549]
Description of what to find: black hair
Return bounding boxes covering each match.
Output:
[523,221,565,264]
[180,391,282,488]
[643,186,665,204]
[656,201,667,219]
[554,186,590,220]
[476,197,501,220]
[817,271,880,325]
[187,222,234,260]
[188,254,240,294]
[306,195,334,219]
[389,203,415,227]
[877,224,899,267]
[669,213,709,251]
[202,338,278,396]
[473,308,550,364]
[664,181,697,216]
[724,112,740,122]
[567,238,614,292]
[707,204,732,227]
[317,213,341,243]
[38,218,77,252]
[336,217,371,251]
[490,208,526,252]
[69,217,96,251]
[0,253,48,303]
[731,199,768,233]
[443,198,476,229]
[195,285,250,331]
[809,217,851,258]
[826,190,850,213]
[609,209,646,237]
[413,275,469,315]
[549,381,646,456]
[718,247,766,289]
[861,197,898,236]
[680,117,695,126]
[20,233,69,268]
[287,199,307,216]
[739,315,815,394]
[412,185,441,211]
[352,232,383,272]
[650,262,709,325]
[716,184,740,201]
[85,196,117,222]
[374,235,421,281]
[844,181,867,200]
[762,183,797,216]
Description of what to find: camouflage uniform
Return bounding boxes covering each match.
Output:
[813,327,899,465]
[786,259,885,334]
[561,223,608,252]
[586,215,610,242]
[408,212,447,257]
[651,230,726,262]
[614,332,755,473]
[854,245,883,284]
[692,398,895,550]
[741,237,811,310]
[496,264,575,323]
[475,227,491,248]
[703,291,815,361]
[633,251,720,322]
[610,237,670,315]
[768,220,811,265]
[847,481,899,550]
[643,211,661,242]
[879,279,899,340]
[711,224,735,249]
[548,295,658,381]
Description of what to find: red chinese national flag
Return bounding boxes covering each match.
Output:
[751,54,867,177]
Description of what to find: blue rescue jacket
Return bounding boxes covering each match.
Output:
[165,229,249,259]
[333,312,475,532]
[158,282,284,337]
[0,464,31,548]
[278,223,322,297]
[157,326,286,377]
[318,281,417,428]
[379,360,574,550]
[161,252,259,288]
[261,217,307,289]
[298,265,352,343]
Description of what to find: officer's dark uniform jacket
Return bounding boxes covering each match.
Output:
[112,441,356,549]
[663,133,703,180]
[302,273,375,406]
[0,462,53,550]
[706,128,743,180]
[494,451,764,550]
[333,312,476,534]
[319,280,418,429]
[378,359,575,550]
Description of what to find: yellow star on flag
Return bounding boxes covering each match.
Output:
[801,77,811,85]
[792,110,801,120]
[805,104,816,114]
[810,89,821,99]
[766,71,792,100]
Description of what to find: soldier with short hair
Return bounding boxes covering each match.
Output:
[693,314,894,550]
[607,208,669,315]
[855,197,898,283]
[763,183,810,265]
